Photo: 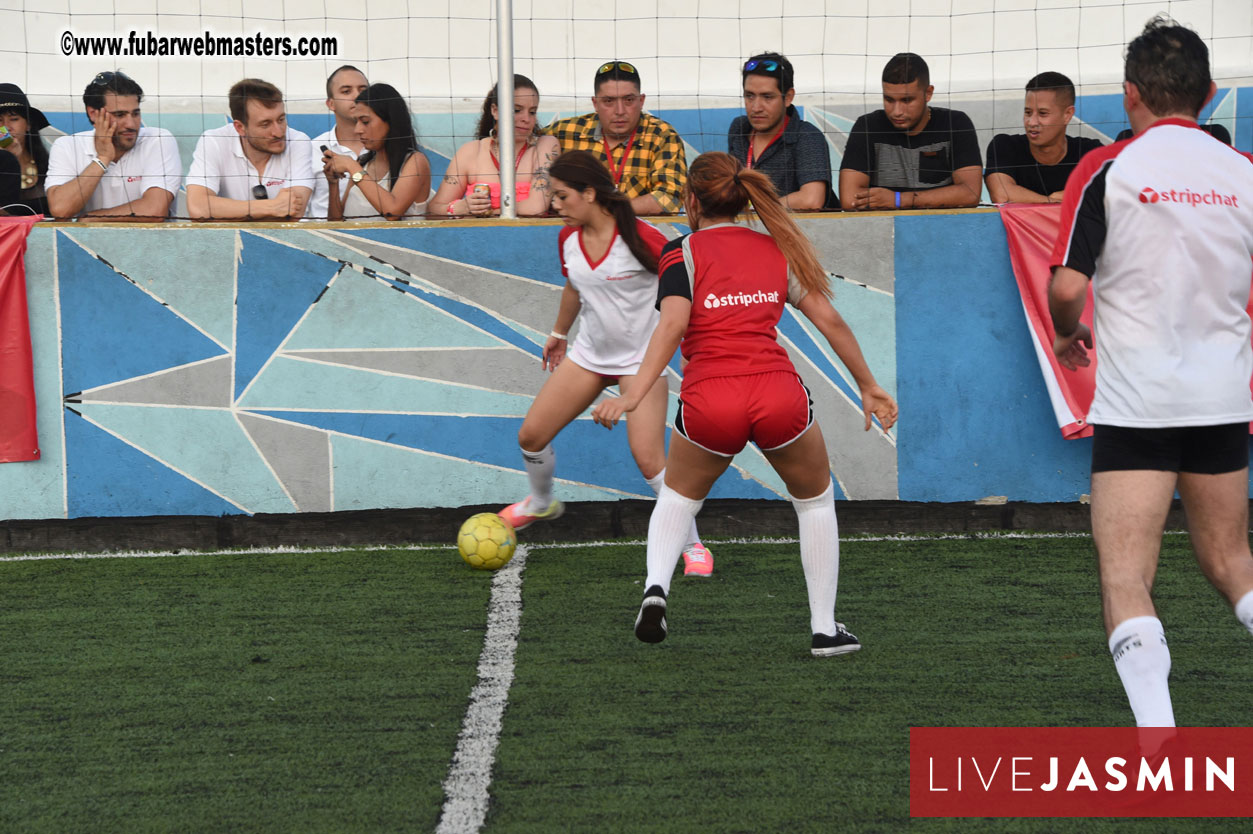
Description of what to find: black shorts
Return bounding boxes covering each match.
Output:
[1091,423,1250,474]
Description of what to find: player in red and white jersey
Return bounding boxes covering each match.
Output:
[1049,17,1253,727]
[500,151,710,574]
[592,151,897,655]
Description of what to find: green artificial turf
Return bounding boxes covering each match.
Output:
[3,534,1250,833]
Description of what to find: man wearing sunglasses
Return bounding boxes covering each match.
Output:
[46,70,182,220]
[727,53,836,211]
[186,78,315,221]
[544,60,686,215]
[839,53,982,211]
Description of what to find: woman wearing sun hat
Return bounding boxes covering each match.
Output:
[0,83,51,215]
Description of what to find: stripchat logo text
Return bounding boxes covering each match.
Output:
[704,290,780,309]
[1139,186,1239,207]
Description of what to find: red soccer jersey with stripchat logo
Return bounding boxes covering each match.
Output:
[657,223,798,386]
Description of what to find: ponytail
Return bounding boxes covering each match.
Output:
[549,149,658,273]
[687,151,830,299]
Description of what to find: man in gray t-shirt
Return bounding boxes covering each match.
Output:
[727,52,836,210]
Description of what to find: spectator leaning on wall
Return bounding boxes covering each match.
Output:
[185,78,315,221]
[727,51,837,211]
[544,60,686,216]
[308,65,369,220]
[985,72,1103,204]
[45,70,182,221]
[839,53,982,211]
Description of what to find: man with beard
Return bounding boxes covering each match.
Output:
[839,53,982,211]
[186,78,314,221]
[46,70,182,220]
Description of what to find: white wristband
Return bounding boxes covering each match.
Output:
[90,157,108,173]
[549,331,568,340]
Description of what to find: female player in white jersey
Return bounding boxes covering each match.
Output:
[592,151,898,655]
[500,150,711,575]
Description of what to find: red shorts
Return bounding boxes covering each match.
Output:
[675,371,814,457]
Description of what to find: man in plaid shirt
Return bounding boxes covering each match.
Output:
[544,60,687,215]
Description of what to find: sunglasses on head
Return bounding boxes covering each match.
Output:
[596,61,637,76]
[252,183,268,200]
[743,59,781,73]
[91,70,133,87]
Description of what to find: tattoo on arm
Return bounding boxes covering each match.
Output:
[442,174,459,185]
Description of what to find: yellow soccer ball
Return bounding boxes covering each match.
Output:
[457,512,517,570]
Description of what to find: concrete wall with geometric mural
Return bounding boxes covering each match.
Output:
[4,208,1248,523]
[3,215,904,521]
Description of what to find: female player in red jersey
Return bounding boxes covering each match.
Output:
[500,150,710,574]
[592,151,898,655]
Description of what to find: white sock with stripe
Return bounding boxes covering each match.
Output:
[790,480,839,636]
[1108,616,1175,727]
[645,484,703,595]
[644,468,700,549]
[520,443,555,510]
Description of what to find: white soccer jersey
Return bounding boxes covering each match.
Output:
[45,126,182,217]
[558,219,668,375]
[1052,119,1253,428]
[186,123,316,201]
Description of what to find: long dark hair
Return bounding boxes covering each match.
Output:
[476,74,539,140]
[0,107,49,183]
[549,150,657,274]
[687,151,829,299]
[354,83,420,186]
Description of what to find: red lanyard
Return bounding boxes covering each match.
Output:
[602,128,637,185]
[491,142,528,173]
[746,116,787,169]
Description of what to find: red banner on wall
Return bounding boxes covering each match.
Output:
[0,214,42,463]
[1001,203,1253,439]
[911,727,1253,817]
[998,203,1096,439]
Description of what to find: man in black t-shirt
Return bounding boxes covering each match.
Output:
[839,52,982,211]
[985,72,1103,203]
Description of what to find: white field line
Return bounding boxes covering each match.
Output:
[435,544,528,834]
[2,529,1174,563]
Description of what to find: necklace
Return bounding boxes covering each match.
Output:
[19,154,36,189]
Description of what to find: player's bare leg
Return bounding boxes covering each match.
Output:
[1092,469,1178,726]
[1178,468,1253,634]
[635,433,730,643]
[622,373,712,576]
[1091,470,1176,633]
[764,423,858,655]
[503,360,607,530]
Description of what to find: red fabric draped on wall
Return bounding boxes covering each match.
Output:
[0,214,42,463]
[1001,202,1253,439]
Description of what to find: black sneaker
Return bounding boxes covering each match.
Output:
[811,622,861,657]
[635,585,668,643]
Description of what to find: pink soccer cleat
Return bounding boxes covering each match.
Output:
[682,542,713,577]
[498,497,564,532]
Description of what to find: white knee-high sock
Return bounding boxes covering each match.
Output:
[1108,616,1175,728]
[645,484,703,595]
[520,443,555,508]
[645,468,700,548]
[790,481,839,636]
[1235,589,1253,637]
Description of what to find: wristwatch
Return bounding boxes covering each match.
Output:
[351,170,366,183]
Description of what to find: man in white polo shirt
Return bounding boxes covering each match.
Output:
[1049,16,1253,728]
[46,70,182,220]
[186,78,314,221]
[308,65,368,220]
